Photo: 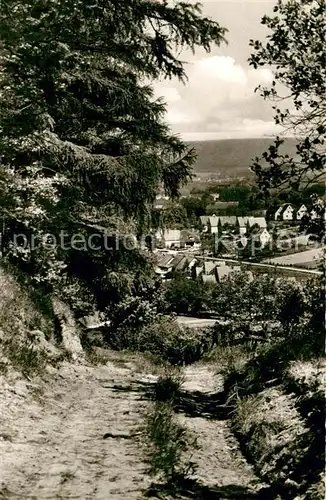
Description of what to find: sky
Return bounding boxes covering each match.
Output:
[153,0,282,141]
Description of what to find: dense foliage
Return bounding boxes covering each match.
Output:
[250,0,326,194]
[0,0,226,314]
[164,270,319,344]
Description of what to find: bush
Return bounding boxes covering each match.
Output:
[4,343,48,377]
[0,265,53,339]
[105,315,215,365]
[153,368,185,403]
[136,318,215,365]
[141,401,197,483]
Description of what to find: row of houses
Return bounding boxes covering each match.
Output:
[199,215,267,234]
[154,252,250,284]
[274,203,325,221]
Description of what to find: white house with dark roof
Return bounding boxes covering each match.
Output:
[249,228,271,248]
[296,204,308,220]
[274,204,294,221]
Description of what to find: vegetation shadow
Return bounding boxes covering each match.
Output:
[145,476,277,499]
[108,380,231,419]
[104,381,232,420]
[173,389,230,420]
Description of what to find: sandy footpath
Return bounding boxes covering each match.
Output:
[0,357,264,499]
[0,360,151,499]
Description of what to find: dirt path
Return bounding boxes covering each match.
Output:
[179,364,263,496]
[1,357,265,499]
[0,360,151,499]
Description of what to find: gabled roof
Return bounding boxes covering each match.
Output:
[199,215,210,225]
[253,228,269,236]
[156,254,174,268]
[275,203,294,215]
[219,216,237,226]
[216,265,233,281]
[194,266,204,277]
[157,229,180,241]
[253,217,267,228]
[216,265,241,282]
[170,254,185,269]
[247,216,267,228]
[237,216,249,227]
[180,229,201,243]
[204,261,217,275]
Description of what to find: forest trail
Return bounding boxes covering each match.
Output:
[0,356,265,499]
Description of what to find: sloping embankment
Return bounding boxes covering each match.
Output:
[224,354,325,499]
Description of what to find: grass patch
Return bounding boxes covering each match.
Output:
[4,342,48,378]
[205,344,257,377]
[0,261,54,338]
[141,400,197,485]
[140,369,198,490]
[224,344,325,498]
[153,368,185,403]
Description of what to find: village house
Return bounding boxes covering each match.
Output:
[248,228,271,248]
[154,253,196,278]
[154,254,175,278]
[196,263,232,284]
[180,230,201,249]
[310,207,326,220]
[204,261,218,275]
[296,204,308,220]
[199,215,210,232]
[218,216,237,228]
[205,215,238,234]
[155,229,181,249]
[247,216,267,231]
[274,204,294,221]
[193,265,204,279]
[236,217,249,235]
[207,215,219,234]
[216,265,241,282]
[236,216,267,235]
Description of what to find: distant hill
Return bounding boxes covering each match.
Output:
[187,137,298,181]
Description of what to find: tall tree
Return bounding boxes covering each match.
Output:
[249,0,325,193]
[0,1,226,312]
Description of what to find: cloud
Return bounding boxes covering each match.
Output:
[153,56,280,140]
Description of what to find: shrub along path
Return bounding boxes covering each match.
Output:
[0,354,267,499]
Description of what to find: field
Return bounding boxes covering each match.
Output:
[264,248,324,268]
